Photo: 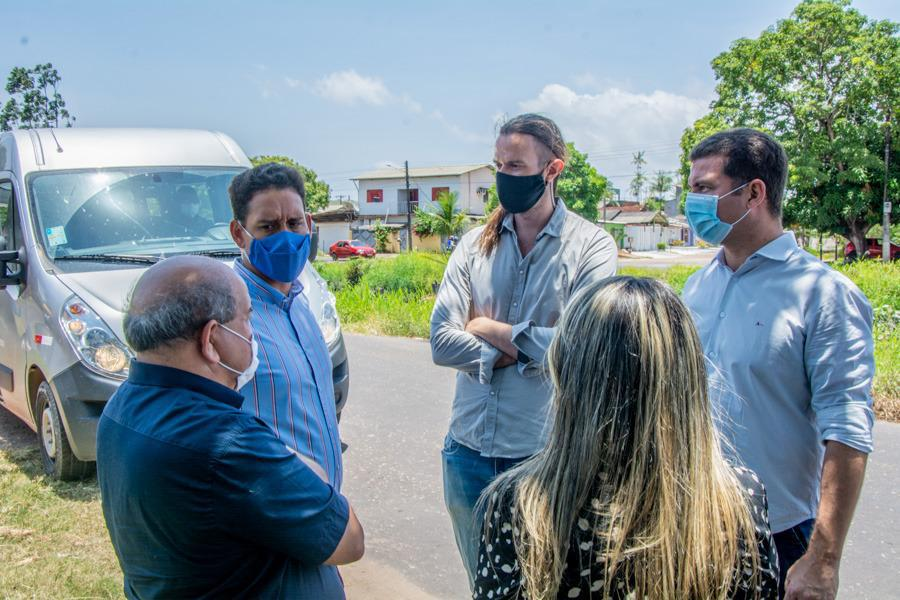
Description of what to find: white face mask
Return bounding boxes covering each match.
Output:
[216,323,259,390]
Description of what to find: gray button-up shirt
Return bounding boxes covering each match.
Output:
[682,232,875,533]
[430,200,617,458]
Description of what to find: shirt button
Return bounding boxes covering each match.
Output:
[719,311,726,318]
[513,302,518,307]
[708,351,717,359]
[519,270,524,275]
[490,391,495,396]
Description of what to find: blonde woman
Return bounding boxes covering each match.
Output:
[474,277,778,599]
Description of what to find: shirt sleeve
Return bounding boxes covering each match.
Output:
[213,417,350,566]
[430,241,499,380]
[510,230,618,372]
[473,490,522,600]
[804,277,875,454]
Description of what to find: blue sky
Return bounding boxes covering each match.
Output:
[4,0,898,199]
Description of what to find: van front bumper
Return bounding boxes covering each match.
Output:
[48,363,122,462]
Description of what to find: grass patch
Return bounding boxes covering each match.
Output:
[320,255,899,421]
[0,447,121,599]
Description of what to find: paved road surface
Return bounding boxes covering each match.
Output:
[1,332,897,598]
[339,334,900,599]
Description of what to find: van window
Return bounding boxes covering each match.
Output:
[27,167,244,260]
[0,181,23,276]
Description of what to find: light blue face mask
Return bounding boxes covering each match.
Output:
[685,182,751,245]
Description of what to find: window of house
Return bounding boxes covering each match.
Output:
[367,189,383,203]
[432,187,449,202]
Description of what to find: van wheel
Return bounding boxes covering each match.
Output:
[35,381,93,480]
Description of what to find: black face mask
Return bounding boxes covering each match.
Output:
[496,163,549,214]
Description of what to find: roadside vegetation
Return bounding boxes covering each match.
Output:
[316,254,899,421]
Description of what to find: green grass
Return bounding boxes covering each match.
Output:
[0,446,121,599]
[318,254,899,420]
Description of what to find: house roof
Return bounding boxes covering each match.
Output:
[352,163,493,181]
[312,203,358,222]
[600,210,669,226]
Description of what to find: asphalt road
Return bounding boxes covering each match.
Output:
[1,333,896,599]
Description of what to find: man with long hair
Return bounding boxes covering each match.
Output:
[430,113,617,586]
[682,129,874,599]
[476,277,778,599]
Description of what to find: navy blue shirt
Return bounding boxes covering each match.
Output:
[97,361,349,599]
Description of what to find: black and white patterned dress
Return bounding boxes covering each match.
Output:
[473,466,779,599]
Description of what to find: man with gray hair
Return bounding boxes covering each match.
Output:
[97,256,363,599]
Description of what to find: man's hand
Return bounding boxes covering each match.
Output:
[785,551,838,600]
[465,317,518,358]
[494,353,516,369]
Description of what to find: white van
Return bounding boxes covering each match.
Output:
[0,128,349,479]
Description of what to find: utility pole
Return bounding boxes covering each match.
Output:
[405,160,412,252]
[883,115,892,263]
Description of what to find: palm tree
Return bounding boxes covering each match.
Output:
[432,191,467,241]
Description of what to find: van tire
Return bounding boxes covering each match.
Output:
[35,381,94,481]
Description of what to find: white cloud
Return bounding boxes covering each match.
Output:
[284,77,303,89]
[519,83,710,192]
[314,70,393,106]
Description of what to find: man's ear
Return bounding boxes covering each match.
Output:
[545,158,565,184]
[199,320,221,364]
[305,212,313,232]
[230,220,247,250]
[748,179,768,210]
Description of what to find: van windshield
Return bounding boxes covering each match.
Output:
[28,167,246,260]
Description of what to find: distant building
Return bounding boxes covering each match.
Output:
[351,164,494,249]
[312,203,357,254]
[599,210,692,251]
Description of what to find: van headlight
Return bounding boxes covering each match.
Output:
[318,291,340,347]
[60,296,133,379]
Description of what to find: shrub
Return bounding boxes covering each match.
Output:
[656,241,667,251]
[373,221,390,253]
[365,253,448,293]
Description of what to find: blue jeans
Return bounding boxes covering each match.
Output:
[773,518,815,599]
[441,435,529,590]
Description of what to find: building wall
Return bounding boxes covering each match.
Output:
[316,222,352,254]
[356,168,493,218]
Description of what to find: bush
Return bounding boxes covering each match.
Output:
[373,221,390,253]
[670,239,685,247]
[364,253,448,293]
[656,241,667,251]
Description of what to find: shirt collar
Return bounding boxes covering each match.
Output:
[714,231,799,270]
[126,360,245,408]
[501,198,568,239]
[234,257,303,309]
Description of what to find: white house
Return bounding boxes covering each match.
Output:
[599,210,692,251]
[351,164,495,243]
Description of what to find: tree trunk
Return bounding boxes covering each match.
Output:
[846,219,869,260]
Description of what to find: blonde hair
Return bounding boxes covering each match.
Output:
[481,277,761,599]
[480,113,569,256]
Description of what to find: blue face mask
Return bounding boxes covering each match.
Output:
[685,182,751,245]
[240,223,310,283]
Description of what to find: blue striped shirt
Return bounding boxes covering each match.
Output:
[234,259,343,491]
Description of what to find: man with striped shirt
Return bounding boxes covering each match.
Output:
[228,163,342,489]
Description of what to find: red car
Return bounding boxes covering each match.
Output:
[329,239,376,260]
[844,238,899,262]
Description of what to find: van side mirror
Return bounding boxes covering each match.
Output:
[0,248,25,287]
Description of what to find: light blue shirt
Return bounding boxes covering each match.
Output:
[682,232,874,532]
[430,200,618,458]
[234,259,343,491]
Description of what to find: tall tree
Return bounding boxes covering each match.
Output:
[629,151,647,202]
[556,143,610,222]
[680,0,899,251]
[250,155,331,213]
[1,63,75,130]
